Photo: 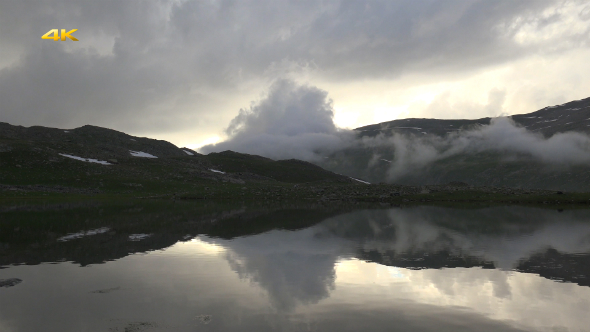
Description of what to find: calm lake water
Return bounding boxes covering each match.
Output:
[1,202,590,332]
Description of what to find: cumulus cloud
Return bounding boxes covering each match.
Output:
[201,79,355,161]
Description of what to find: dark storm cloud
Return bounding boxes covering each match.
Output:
[0,0,574,133]
[0,0,193,132]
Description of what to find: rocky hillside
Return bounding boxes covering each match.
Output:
[206,151,349,183]
[0,123,186,159]
[0,122,353,195]
[316,97,590,191]
[356,96,590,138]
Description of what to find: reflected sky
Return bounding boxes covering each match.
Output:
[1,206,590,331]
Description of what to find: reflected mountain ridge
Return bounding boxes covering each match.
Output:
[2,202,590,288]
[202,205,590,310]
[3,203,590,331]
[324,207,590,285]
[0,200,349,268]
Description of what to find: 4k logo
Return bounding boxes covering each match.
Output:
[42,29,78,41]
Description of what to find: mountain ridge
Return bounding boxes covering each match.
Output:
[355,96,590,138]
[310,96,590,191]
[2,96,590,193]
[0,121,356,199]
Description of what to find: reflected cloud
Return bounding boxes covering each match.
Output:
[334,260,590,332]
[322,207,590,270]
[429,208,586,268]
[205,228,349,310]
[204,206,590,314]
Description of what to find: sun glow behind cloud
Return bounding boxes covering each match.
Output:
[190,135,221,150]
[320,46,590,131]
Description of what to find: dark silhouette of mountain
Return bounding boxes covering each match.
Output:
[0,122,352,193]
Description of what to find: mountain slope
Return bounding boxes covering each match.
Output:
[0,123,186,159]
[317,97,590,191]
[0,122,353,195]
[205,151,349,183]
[356,97,590,138]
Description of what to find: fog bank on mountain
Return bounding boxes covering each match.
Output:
[379,117,590,180]
[203,80,590,189]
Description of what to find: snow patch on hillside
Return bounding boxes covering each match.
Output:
[350,177,370,184]
[129,234,151,241]
[59,154,112,165]
[129,151,157,158]
[58,227,110,242]
[183,150,194,155]
[209,169,225,174]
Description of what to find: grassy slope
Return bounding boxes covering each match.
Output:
[317,149,590,192]
[205,151,349,183]
[0,133,357,201]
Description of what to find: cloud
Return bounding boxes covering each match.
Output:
[410,88,507,119]
[2,0,588,146]
[207,227,349,310]
[224,80,337,137]
[345,207,590,269]
[201,79,355,161]
[202,80,590,184]
[381,117,590,180]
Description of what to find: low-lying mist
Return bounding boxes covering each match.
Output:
[201,80,590,184]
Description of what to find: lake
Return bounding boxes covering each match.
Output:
[1,201,589,331]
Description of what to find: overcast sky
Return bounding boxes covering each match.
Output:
[1,0,589,148]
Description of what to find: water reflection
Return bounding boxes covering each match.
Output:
[325,207,590,283]
[1,204,590,331]
[221,227,341,311]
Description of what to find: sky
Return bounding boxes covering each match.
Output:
[1,0,589,149]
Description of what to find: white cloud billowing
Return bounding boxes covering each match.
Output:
[201,80,355,161]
